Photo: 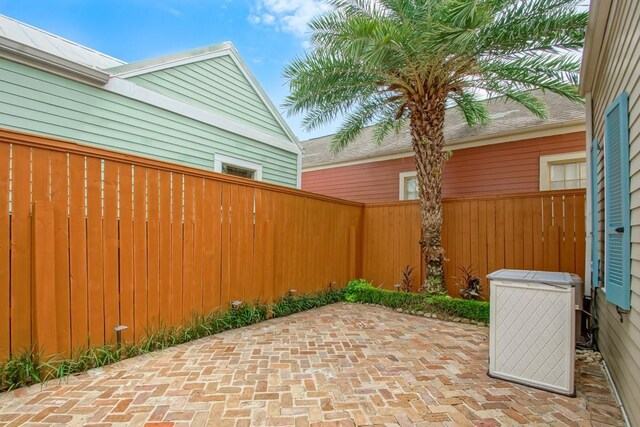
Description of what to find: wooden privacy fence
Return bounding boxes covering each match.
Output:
[362,191,586,298]
[0,130,361,361]
[0,128,587,362]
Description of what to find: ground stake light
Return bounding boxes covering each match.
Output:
[113,325,128,350]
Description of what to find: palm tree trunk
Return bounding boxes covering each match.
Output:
[408,92,447,293]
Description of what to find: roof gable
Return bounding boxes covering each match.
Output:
[109,44,297,142]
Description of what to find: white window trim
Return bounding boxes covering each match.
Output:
[539,151,587,191]
[399,171,418,200]
[214,153,263,181]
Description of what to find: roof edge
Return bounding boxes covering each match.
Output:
[579,0,613,95]
[106,42,233,78]
[0,35,110,85]
[302,119,586,170]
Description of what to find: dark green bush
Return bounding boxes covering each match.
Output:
[344,279,489,323]
[272,288,345,318]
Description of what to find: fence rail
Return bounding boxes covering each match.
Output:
[362,191,586,297]
[0,129,586,362]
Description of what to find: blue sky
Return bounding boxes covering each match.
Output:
[0,0,335,140]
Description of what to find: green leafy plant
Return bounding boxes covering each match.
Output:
[284,0,587,291]
[345,279,489,323]
[456,266,484,300]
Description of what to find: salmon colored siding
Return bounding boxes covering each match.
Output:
[302,131,586,202]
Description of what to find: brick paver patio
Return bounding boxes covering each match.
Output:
[0,303,624,426]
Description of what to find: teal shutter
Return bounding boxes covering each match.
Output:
[604,92,631,310]
[591,138,599,288]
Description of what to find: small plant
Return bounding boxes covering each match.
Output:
[456,266,484,300]
[400,265,414,293]
[0,349,43,391]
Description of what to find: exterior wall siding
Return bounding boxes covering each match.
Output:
[0,57,298,187]
[129,55,289,139]
[302,132,586,203]
[590,2,640,425]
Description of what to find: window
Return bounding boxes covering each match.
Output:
[222,164,255,179]
[539,152,587,191]
[399,171,419,200]
[213,154,263,181]
[549,160,587,190]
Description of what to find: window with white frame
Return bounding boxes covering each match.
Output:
[539,152,587,191]
[399,171,419,200]
[214,153,263,181]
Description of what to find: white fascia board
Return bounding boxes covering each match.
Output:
[0,36,110,85]
[111,48,231,79]
[225,47,302,147]
[579,0,613,95]
[104,77,301,155]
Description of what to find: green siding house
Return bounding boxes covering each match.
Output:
[0,15,301,187]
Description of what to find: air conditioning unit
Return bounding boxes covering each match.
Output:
[487,269,582,396]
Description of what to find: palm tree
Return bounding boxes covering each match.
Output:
[284,0,587,292]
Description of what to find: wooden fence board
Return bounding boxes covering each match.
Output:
[87,157,105,347]
[11,145,32,354]
[192,178,204,316]
[182,175,195,320]
[158,171,172,326]
[103,161,119,344]
[68,154,89,349]
[147,170,160,327]
[0,144,9,359]
[118,164,134,341]
[171,173,183,325]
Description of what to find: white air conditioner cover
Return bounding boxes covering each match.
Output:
[489,279,575,395]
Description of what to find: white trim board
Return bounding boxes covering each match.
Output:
[104,77,301,155]
[539,151,587,191]
[112,48,231,79]
[214,153,263,181]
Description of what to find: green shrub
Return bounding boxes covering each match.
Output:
[344,279,489,323]
[272,288,345,318]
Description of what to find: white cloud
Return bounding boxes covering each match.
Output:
[248,0,330,38]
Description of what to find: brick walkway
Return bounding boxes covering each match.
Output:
[0,303,624,426]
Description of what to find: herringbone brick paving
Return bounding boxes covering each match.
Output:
[0,303,624,426]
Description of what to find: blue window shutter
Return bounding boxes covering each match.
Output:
[591,138,599,288]
[604,92,631,310]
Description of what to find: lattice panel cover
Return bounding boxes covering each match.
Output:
[489,280,575,395]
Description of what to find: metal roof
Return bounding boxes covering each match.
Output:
[0,14,124,69]
[301,91,585,168]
